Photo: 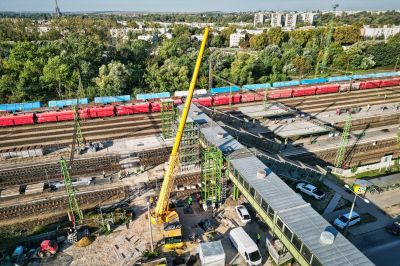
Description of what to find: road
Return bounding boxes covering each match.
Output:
[362,233,400,266]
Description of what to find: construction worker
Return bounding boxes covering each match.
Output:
[187,196,193,208]
[256,233,261,244]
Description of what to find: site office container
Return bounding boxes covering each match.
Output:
[292,87,316,97]
[192,96,213,107]
[380,78,400,87]
[88,106,115,118]
[315,84,340,95]
[12,113,35,125]
[359,80,382,90]
[241,93,256,103]
[268,89,293,99]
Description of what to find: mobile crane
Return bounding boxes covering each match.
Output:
[150,27,209,248]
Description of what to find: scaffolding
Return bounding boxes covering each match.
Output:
[335,114,352,168]
[60,158,83,225]
[201,146,224,205]
[174,117,200,171]
[161,99,176,139]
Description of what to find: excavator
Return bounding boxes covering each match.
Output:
[150,27,210,249]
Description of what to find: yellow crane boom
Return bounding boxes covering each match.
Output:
[152,27,210,224]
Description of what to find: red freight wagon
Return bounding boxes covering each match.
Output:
[213,95,231,106]
[36,112,58,123]
[116,105,134,116]
[380,78,400,87]
[192,97,213,107]
[78,108,91,119]
[232,93,241,104]
[12,113,35,125]
[359,80,381,89]
[89,106,114,118]
[134,102,151,113]
[292,87,316,97]
[316,85,340,95]
[172,97,183,105]
[0,116,15,127]
[253,91,265,101]
[56,111,75,121]
[241,93,256,103]
[150,102,161,112]
[268,89,293,99]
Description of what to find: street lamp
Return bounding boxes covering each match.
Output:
[343,184,370,236]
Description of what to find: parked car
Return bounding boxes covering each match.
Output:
[296,183,325,200]
[198,219,217,232]
[334,212,361,229]
[386,222,400,236]
[235,205,252,224]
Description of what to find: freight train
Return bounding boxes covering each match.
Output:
[1,71,400,127]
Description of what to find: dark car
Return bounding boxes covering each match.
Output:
[198,219,217,232]
[386,222,400,236]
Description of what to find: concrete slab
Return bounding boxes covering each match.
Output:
[323,192,342,215]
[239,103,293,119]
[315,102,400,125]
[0,185,20,198]
[262,118,331,138]
[25,183,44,195]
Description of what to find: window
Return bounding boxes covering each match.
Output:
[292,234,302,251]
[261,199,269,213]
[243,180,250,191]
[311,256,323,266]
[277,218,284,230]
[301,245,313,262]
[254,191,262,205]
[283,226,293,241]
[238,174,243,184]
[249,186,255,197]
[268,207,275,219]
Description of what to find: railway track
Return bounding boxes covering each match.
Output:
[0,184,127,226]
[0,154,121,189]
[1,87,400,152]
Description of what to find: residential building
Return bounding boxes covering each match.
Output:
[285,13,297,29]
[271,13,283,27]
[300,12,316,25]
[362,25,400,40]
[229,33,246,48]
[254,12,265,26]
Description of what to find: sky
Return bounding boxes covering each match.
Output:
[0,0,399,13]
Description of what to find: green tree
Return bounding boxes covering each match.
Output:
[95,61,131,96]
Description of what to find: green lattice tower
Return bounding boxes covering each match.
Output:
[201,146,223,204]
[72,105,85,148]
[161,99,176,139]
[334,114,352,168]
[177,118,200,170]
[60,158,83,224]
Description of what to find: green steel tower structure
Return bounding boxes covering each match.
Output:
[201,146,224,204]
[161,99,176,139]
[335,113,352,168]
[176,118,200,171]
[60,158,83,225]
[72,105,85,148]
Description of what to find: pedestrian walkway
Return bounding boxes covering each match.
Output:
[323,192,342,215]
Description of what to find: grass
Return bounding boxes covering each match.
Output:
[347,165,400,179]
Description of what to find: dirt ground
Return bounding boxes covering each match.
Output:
[48,192,278,266]
[365,188,400,218]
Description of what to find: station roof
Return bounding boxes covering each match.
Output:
[200,124,245,156]
[178,104,212,125]
[279,206,374,266]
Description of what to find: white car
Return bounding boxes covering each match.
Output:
[235,205,251,224]
[296,183,325,200]
[334,212,361,229]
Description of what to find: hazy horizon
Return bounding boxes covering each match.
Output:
[0,0,399,13]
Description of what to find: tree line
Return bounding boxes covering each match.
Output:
[0,16,399,103]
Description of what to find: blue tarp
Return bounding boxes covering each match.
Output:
[272,80,300,88]
[242,83,271,91]
[0,102,42,112]
[300,77,328,85]
[327,76,351,82]
[48,98,89,108]
[136,92,170,101]
[94,95,131,104]
[210,86,240,95]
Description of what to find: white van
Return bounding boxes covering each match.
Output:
[229,227,262,265]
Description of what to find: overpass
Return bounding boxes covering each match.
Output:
[184,104,373,266]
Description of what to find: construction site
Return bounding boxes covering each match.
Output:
[1,25,400,266]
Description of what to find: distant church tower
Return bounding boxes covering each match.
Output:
[54,0,62,17]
